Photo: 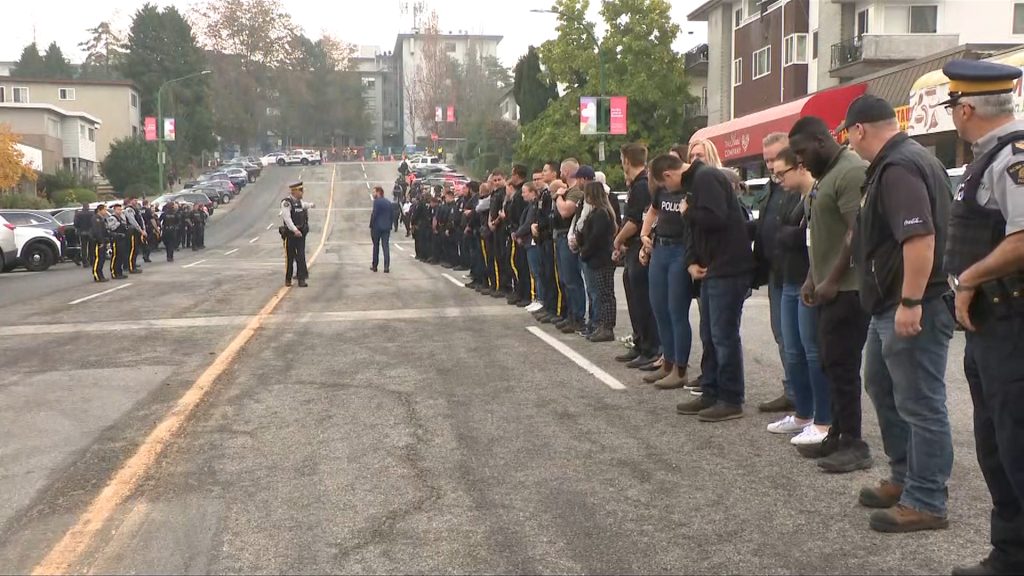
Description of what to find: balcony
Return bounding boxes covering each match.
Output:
[830,34,959,79]
[685,100,708,120]
[685,44,709,77]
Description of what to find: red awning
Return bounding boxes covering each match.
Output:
[690,83,868,163]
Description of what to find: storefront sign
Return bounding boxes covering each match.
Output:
[895,105,911,131]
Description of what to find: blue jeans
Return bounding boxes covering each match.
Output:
[864,298,955,517]
[699,274,751,406]
[781,283,831,424]
[648,243,692,367]
[582,260,599,331]
[371,229,390,270]
[768,281,792,401]
[526,245,545,304]
[556,234,585,323]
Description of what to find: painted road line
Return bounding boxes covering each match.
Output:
[265,223,274,230]
[68,283,132,306]
[394,243,405,251]
[29,165,338,576]
[441,273,464,287]
[182,259,207,269]
[224,248,239,256]
[526,326,626,390]
[248,236,260,244]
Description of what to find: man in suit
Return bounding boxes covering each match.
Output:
[370,185,394,273]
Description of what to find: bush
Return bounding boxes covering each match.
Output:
[37,169,96,201]
[124,182,157,199]
[0,194,53,209]
[51,188,98,207]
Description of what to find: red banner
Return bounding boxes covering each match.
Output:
[610,96,628,135]
[144,116,157,141]
[447,105,455,123]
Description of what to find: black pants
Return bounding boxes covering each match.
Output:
[818,290,870,439]
[141,230,151,260]
[181,226,191,248]
[128,232,142,272]
[164,229,177,261]
[965,315,1024,571]
[91,240,106,281]
[392,202,401,232]
[493,231,512,293]
[624,243,659,357]
[513,238,531,301]
[482,233,497,288]
[80,234,93,267]
[592,263,617,329]
[285,234,308,282]
[110,237,128,278]
[541,238,563,318]
[192,225,205,249]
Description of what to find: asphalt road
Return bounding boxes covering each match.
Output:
[0,161,995,574]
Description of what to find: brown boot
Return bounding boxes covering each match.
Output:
[859,479,903,509]
[642,365,672,384]
[654,367,688,390]
[869,504,948,533]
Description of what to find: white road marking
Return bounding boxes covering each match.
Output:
[441,273,463,287]
[68,282,132,305]
[394,243,405,251]
[526,326,626,390]
[265,223,274,230]
[182,259,207,268]
[249,236,260,244]
[224,248,239,255]
[360,163,365,171]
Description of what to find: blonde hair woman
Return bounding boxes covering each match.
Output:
[688,139,723,168]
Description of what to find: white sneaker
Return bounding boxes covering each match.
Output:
[525,301,544,312]
[791,425,829,446]
[767,415,808,434]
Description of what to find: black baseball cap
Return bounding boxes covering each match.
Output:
[836,95,897,133]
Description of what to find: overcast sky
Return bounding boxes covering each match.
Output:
[2,0,708,68]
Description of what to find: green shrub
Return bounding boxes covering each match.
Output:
[123,182,156,199]
[0,194,53,209]
[51,188,98,207]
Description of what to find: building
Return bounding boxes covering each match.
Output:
[499,87,519,124]
[0,77,140,162]
[351,45,402,150]
[0,102,101,176]
[0,62,16,77]
[392,32,502,147]
[684,44,710,126]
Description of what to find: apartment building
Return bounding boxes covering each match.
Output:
[0,77,140,162]
[352,45,402,150]
[0,103,101,176]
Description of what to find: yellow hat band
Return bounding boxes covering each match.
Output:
[948,78,1017,95]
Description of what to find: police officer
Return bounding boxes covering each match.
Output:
[73,202,93,268]
[281,181,312,287]
[141,199,157,261]
[89,204,110,282]
[159,202,181,262]
[190,205,206,250]
[123,198,146,274]
[180,204,193,249]
[108,204,129,279]
[942,60,1024,576]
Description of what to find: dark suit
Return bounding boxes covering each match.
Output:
[370,196,394,270]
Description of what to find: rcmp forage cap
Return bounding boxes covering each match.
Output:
[938,59,1023,106]
[836,95,897,133]
[288,181,304,191]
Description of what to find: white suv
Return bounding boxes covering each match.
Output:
[277,149,323,166]
[0,213,63,272]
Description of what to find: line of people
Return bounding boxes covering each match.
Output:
[74,198,208,282]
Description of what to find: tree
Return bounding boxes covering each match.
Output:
[0,124,38,192]
[100,137,159,195]
[408,11,454,139]
[191,0,299,70]
[12,43,46,78]
[513,46,558,125]
[79,21,127,80]
[41,42,75,79]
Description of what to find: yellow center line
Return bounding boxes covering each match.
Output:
[32,164,338,575]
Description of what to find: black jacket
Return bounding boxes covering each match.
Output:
[578,207,615,268]
[775,193,811,285]
[683,161,756,278]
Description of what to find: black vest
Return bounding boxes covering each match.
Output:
[857,133,951,313]
[944,130,1024,276]
[283,196,309,234]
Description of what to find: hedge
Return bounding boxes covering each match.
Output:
[0,194,53,209]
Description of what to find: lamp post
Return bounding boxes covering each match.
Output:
[157,70,211,192]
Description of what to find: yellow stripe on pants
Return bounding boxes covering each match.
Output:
[129,235,137,271]
[510,241,519,286]
[553,240,563,316]
[110,241,117,276]
[93,243,101,281]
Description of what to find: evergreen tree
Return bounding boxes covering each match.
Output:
[513,46,558,126]
[41,42,75,79]
[12,43,46,78]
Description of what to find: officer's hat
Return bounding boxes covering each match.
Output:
[938,59,1022,106]
[288,181,304,192]
[110,203,122,208]
[95,203,107,211]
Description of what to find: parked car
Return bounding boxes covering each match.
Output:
[261,152,286,166]
[276,149,322,166]
[225,160,261,181]
[204,170,246,190]
[410,156,441,169]
[195,185,232,205]
[0,212,63,271]
[152,192,215,215]
[204,179,238,197]
[222,167,251,186]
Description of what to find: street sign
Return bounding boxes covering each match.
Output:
[164,118,176,141]
[598,140,606,162]
[144,117,157,141]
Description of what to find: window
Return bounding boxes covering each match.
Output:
[752,46,771,79]
[733,58,743,86]
[80,124,87,138]
[812,30,819,59]
[361,77,376,89]
[444,42,456,53]
[13,86,29,103]
[0,87,5,103]
[46,117,60,138]
[734,7,743,27]
[88,127,96,142]
[130,92,138,108]
[1016,3,1024,34]
[784,34,808,66]
[59,87,76,101]
[856,8,870,37]
[885,4,938,33]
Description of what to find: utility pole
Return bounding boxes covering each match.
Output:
[156,70,211,193]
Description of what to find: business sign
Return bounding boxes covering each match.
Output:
[580,97,598,135]
[144,116,157,141]
[447,105,455,123]
[435,106,443,122]
[609,96,628,135]
[163,118,176,141]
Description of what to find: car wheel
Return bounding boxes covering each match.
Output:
[222,194,231,204]
[23,242,53,272]
[277,158,286,166]
[301,158,310,166]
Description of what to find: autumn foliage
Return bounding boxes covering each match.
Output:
[0,124,38,191]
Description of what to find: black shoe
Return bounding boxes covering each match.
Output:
[796,430,841,459]
[479,288,493,296]
[559,320,580,334]
[516,299,530,308]
[758,393,795,413]
[383,268,389,273]
[616,349,641,363]
[129,269,142,274]
[143,258,152,263]
[638,360,661,372]
[952,556,1018,576]
[625,354,654,369]
[95,277,109,283]
[697,402,744,422]
[490,291,505,299]
[371,266,378,272]
[464,281,477,288]
[539,314,555,324]
[818,438,874,473]
[588,327,614,343]
[298,280,308,287]
[113,275,128,280]
[286,280,293,287]
[676,395,715,415]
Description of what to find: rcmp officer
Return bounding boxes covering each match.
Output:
[159,202,181,262]
[123,198,146,273]
[280,181,312,287]
[89,204,110,282]
[73,203,94,268]
[942,59,1024,576]
[190,205,207,250]
[108,204,129,279]
[141,199,158,260]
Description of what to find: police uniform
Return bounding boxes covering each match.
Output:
[141,204,158,260]
[108,206,129,279]
[190,207,206,250]
[942,60,1024,575]
[280,181,311,287]
[159,206,181,262]
[123,202,145,273]
[89,206,110,282]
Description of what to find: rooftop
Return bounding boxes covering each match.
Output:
[0,76,137,89]
[0,102,103,125]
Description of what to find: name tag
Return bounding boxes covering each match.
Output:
[806,227,811,248]
[752,210,760,220]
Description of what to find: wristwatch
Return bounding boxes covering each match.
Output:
[900,297,923,308]
[952,275,975,293]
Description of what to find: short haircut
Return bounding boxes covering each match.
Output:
[963,93,1015,119]
[763,132,789,148]
[490,168,506,178]
[523,181,538,194]
[620,143,648,168]
[467,180,481,193]
[561,158,579,171]
[544,161,560,173]
[775,147,800,167]
[789,116,832,141]
[512,164,528,180]
[373,185,384,194]
[649,153,684,181]
[670,143,689,159]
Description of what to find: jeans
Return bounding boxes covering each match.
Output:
[556,234,585,323]
[526,244,545,304]
[648,242,692,367]
[699,273,751,406]
[624,242,659,357]
[781,283,831,424]
[371,228,390,270]
[582,260,600,331]
[819,291,870,439]
[864,299,955,517]
[768,281,792,401]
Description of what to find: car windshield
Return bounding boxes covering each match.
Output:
[1,212,55,226]
[53,211,76,225]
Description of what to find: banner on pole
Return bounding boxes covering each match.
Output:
[447,105,455,123]
[435,106,443,122]
[579,97,597,135]
[610,96,628,135]
[163,118,176,141]
[144,117,157,141]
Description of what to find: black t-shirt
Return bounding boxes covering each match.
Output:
[880,166,936,242]
[652,187,687,239]
[624,171,651,226]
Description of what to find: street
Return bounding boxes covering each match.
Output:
[0,161,995,574]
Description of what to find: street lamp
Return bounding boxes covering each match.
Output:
[530,8,604,96]
[157,70,211,192]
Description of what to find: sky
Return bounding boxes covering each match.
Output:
[2,0,709,69]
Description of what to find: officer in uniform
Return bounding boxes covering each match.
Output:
[123,198,146,274]
[191,205,207,250]
[108,204,129,279]
[89,204,110,282]
[280,181,311,287]
[180,204,193,249]
[141,199,157,261]
[943,60,1024,576]
[159,202,181,262]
